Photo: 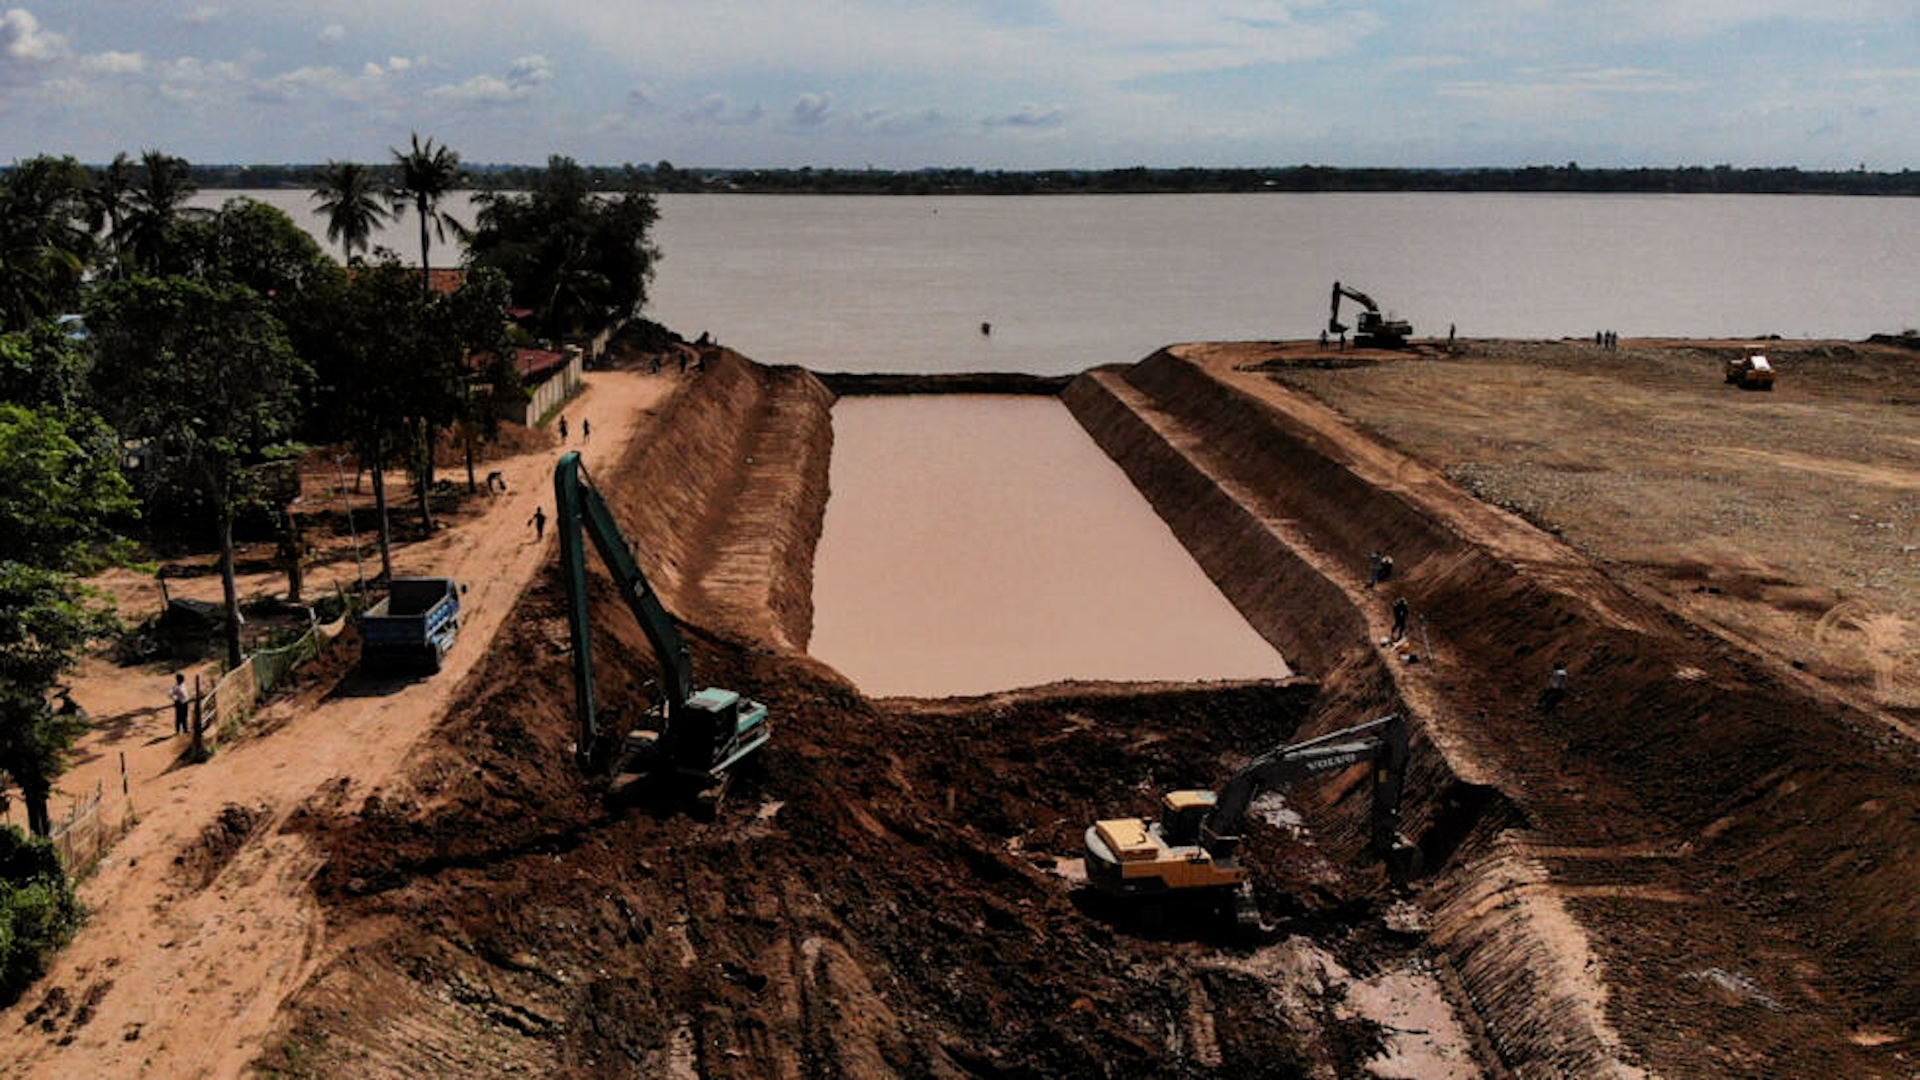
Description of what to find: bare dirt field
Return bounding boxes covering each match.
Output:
[3,341,1913,1080]
[1258,337,1918,724]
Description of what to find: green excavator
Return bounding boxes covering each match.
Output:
[554,451,771,803]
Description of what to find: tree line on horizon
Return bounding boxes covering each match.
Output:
[22,160,1916,197]
[0,136,659,998]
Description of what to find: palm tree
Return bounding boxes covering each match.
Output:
[120,149,197,273]
[389,134,466,523]
[84,151,136,279]
[311,160,390,266]
[389,133,463,296]
[0,156,95,329]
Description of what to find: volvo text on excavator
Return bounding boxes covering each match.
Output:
[1328,281,1413,348]
[1084,714,1411,929]
[554,451,771,804]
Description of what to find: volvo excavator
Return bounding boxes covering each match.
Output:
[1083,714,1411,929]
[554,451,771,804]
[1328,281,1413,348]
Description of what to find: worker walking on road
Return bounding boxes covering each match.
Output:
[169,673,190,735]
[581,418,591,442]
[1537,662,1569,712]
[529,506,547,541]
[1367,551,1383,589]
[1391,597,1410,642]
[557,416,569,442]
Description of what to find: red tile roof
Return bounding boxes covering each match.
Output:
[424,268,466,296]
[468,347,571,380]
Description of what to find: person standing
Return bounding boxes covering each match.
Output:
[557,416,569,442]
[1538,663,1569,712]
[169,673,190,735]
[1391,597,1410,642]
[1367,550,1383,589]
[581,418,591,442]
[529,506,547,541]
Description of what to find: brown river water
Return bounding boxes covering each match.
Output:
[203,190,1919,376]
[808,395,1287,696]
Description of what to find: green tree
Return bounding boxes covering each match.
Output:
[83,152,136,281]
[166,197,341,317]
[468,156,660,342]
[0,156,96,331]
[301,258,472,567]
[441,268,516,492]
[0,402,130,837]
[311,161,391,266]
[389,133,463,296]
[85,277,307,669]
[119,150,199,273]
[0,825,83,1003]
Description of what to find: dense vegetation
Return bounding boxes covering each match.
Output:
[0,826,82,1005]
[0,137,659,999]
[37,161,1920,197]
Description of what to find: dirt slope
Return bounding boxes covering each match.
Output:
[258,355,1461,1078]
[1088,344,1915,1075]
[0,371,677,1080]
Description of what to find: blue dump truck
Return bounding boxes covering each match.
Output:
[360,577,462,675]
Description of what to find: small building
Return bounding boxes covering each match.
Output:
[469,346,583,427]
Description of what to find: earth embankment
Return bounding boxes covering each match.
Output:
[1066,344,1915,1076]
[256,342,1912,1079]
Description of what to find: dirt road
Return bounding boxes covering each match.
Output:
[0,371,677,1079]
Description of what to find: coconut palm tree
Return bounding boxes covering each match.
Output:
[311,160,391,266]
[120,149,198,273]
[389,133,463,296]
[84,151,136,279]
[0,156,95,329]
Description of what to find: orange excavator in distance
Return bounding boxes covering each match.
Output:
[1328,281,1413,348]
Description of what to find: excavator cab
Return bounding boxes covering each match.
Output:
[1159,790,1216,847]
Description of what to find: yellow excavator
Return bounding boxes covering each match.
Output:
[1083,714,1411,929]
[1724,353,1776,390]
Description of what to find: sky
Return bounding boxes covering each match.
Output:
[1,2,1916,170]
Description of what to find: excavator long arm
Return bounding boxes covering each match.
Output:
[1328,280,1380,335]
[1204,713,1409,854]
[555,451,693,770]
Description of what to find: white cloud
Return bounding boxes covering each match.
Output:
[250,64,381,104]
[425,54,553,108]
[179,5,221,27]
[1,8,69,79]
[80,50,146,75]
[506,53,552,88]
[386,55,413,72]
[789,92,830,127]
[859,107,949,136]
[681,93,762,126]
[1840,67,1920,81]
[981,103,1069,129]
[318,22,346,45]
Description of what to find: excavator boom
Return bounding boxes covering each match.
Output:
[553,452,770,789]
[1083,714,1411,914]
[1327,280,1412,346]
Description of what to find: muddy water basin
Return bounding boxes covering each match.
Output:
[810,394,1287,696]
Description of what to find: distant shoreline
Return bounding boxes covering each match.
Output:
[126,162,1920,198]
